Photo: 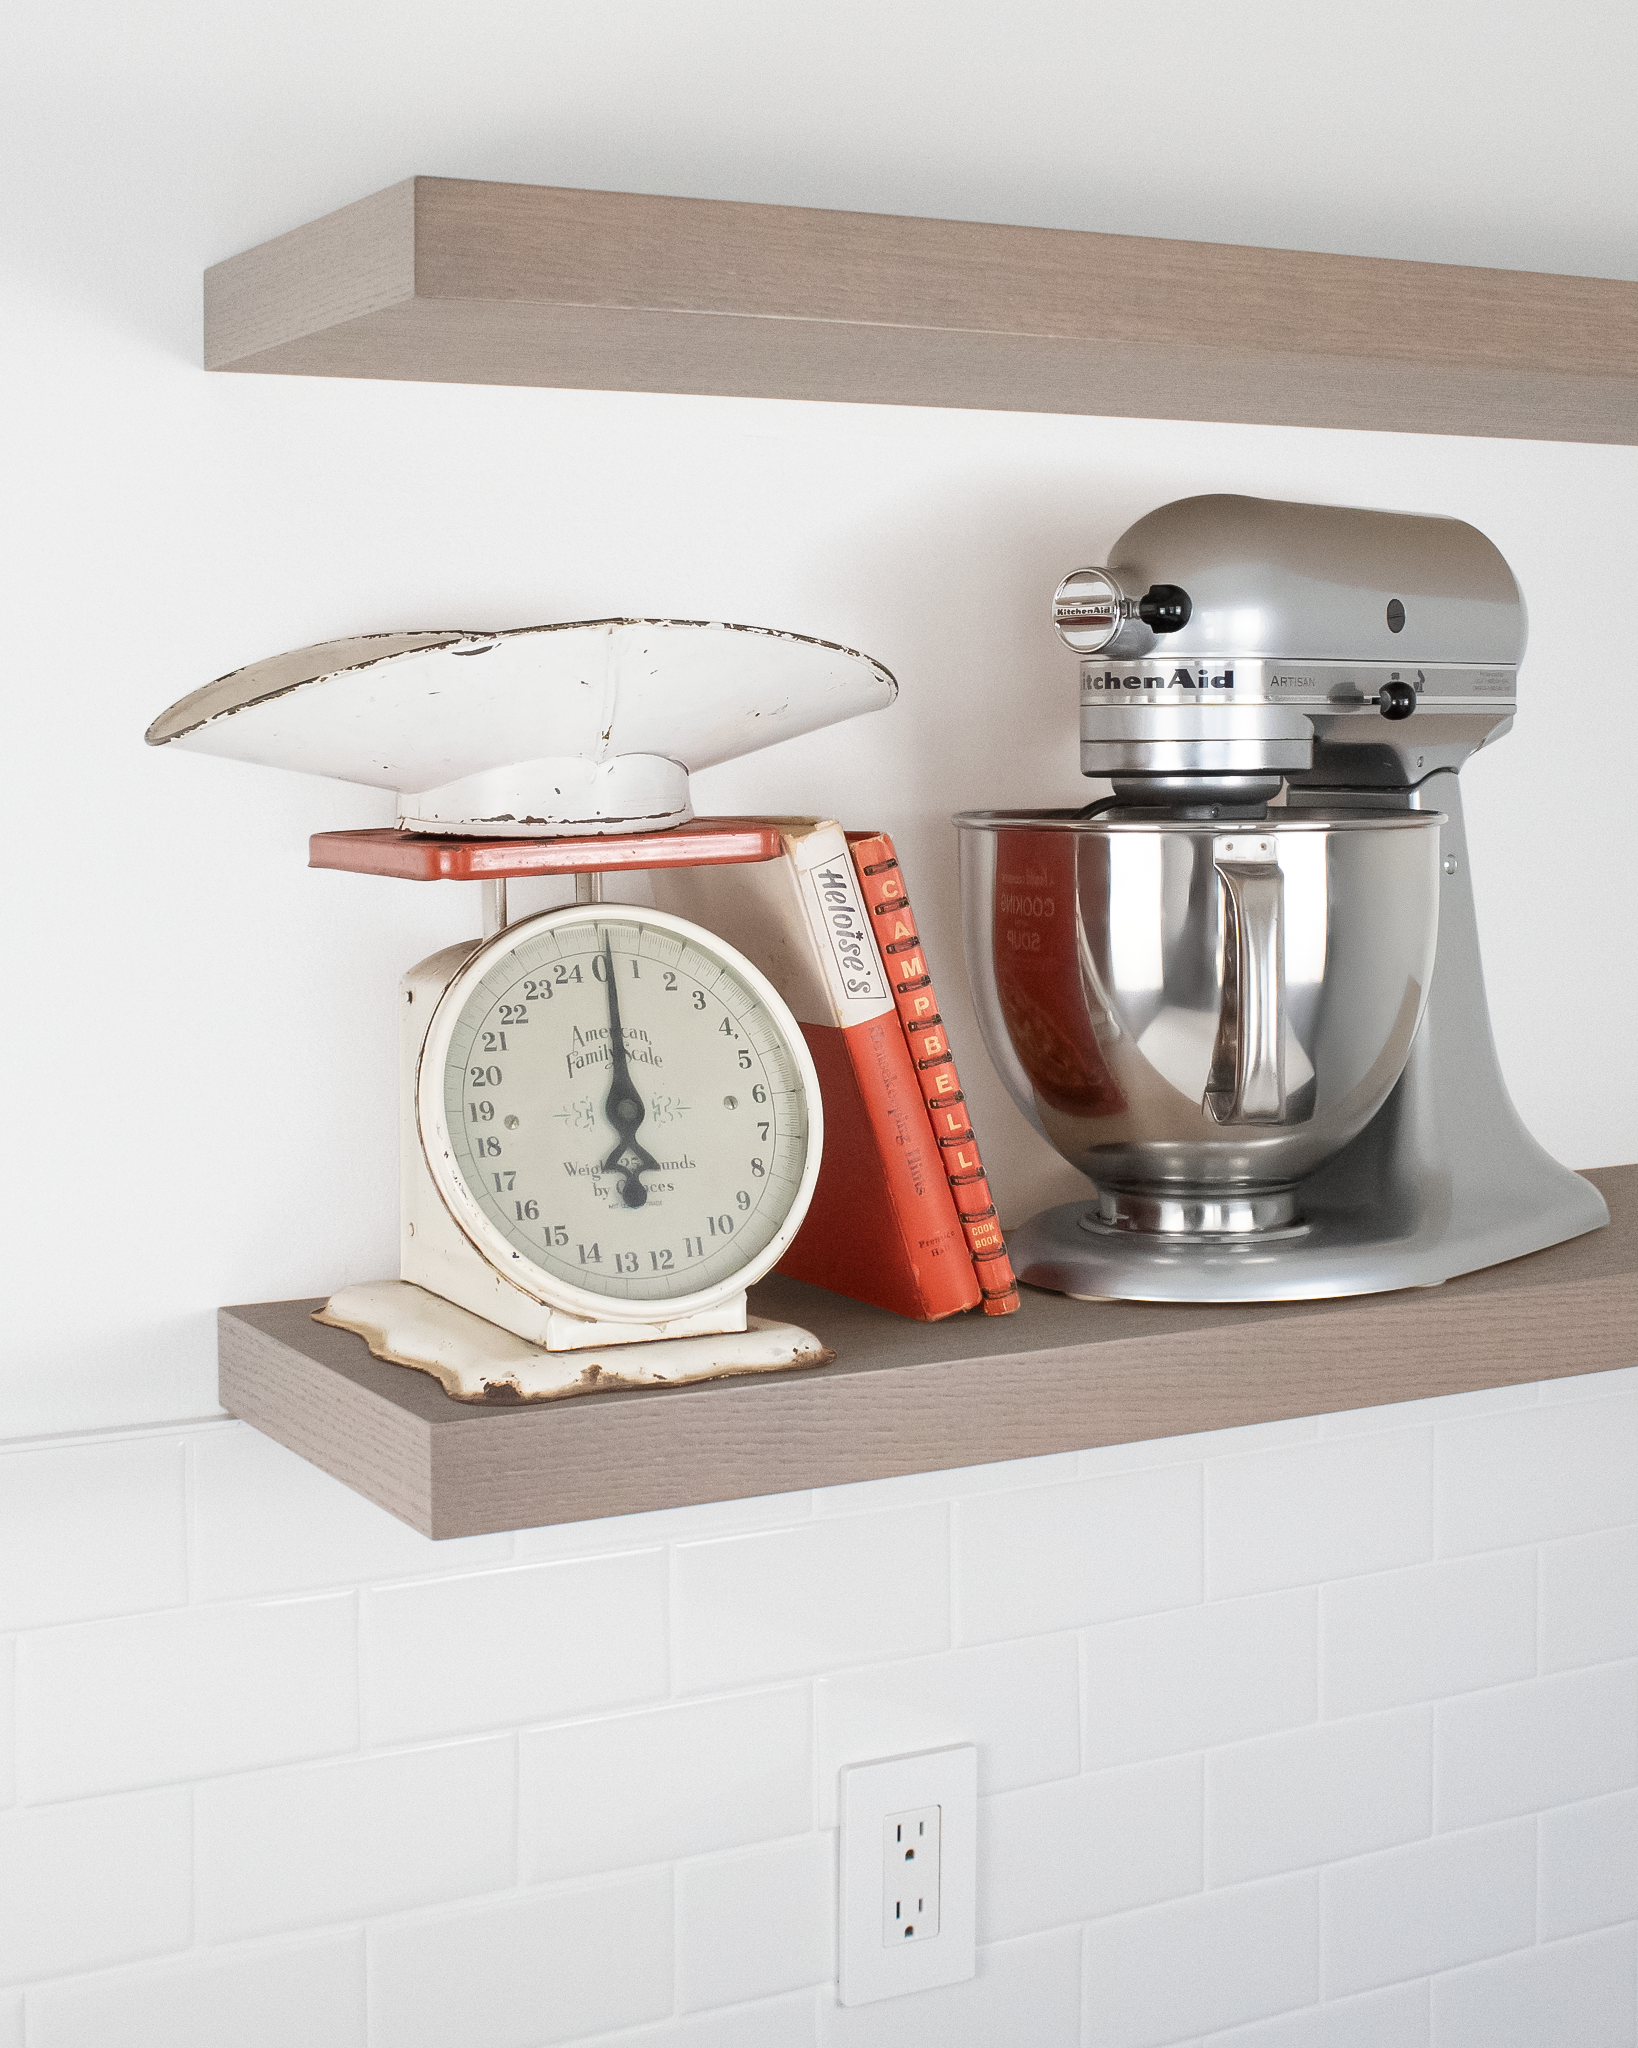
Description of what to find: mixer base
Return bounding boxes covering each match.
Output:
[1091,1186,1301,1236]
[1012,1161,1611,1306]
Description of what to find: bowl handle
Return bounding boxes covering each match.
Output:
[1205,849,1287,1124]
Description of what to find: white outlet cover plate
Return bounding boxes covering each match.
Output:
[838,1745,977,2006]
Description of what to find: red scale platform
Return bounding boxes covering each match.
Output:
[309,819,787,881]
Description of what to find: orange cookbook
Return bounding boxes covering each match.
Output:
[847,832,1020,1315]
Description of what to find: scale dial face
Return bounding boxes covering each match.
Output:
[418,906,822,1320]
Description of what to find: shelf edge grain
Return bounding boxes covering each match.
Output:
[216,1165,1638,1537]
[202,177,1638,444]
[421,1265,1638,1536]
[217,1304,436,1533]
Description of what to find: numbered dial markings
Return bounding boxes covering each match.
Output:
[435,917,811,1303]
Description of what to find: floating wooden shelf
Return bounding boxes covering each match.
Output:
[218,1166,1638,1537]
[202,177,1638,445]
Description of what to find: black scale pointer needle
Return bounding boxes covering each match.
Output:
[599,933,660,1208]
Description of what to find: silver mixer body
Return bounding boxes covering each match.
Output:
[958,494,1607,1303]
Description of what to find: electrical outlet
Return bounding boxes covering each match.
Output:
[883,1805,941,1943]
[838,1746,976,2006]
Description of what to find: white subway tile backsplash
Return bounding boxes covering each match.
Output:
[1082,1417,1320,1476]
[1321,1820,1536,1997]
[8,1367,1638,2036]
[1320,1552,1536,1717]
[368,1873,672,2048]
[1436,1393,1638,1553]
[583,1994,819,2047]
[190,1428,511,1599]
[1537,1366,1638,1404]
[16,1594,358,1801]
[0,1640,13,1807]
[1201,1979,1429,2045]
[1433,1663,1638,1830]
[197,1738,514,1941]
[26,1931,366,2048]
[1083,1590,1316,1769]
[953,1465,1202,1645]
[981,1755,1202,1941]
[1315,1384,1537,1437]
[813,1452,1079,1515]
[361,1553,667,1744]
[814,1633,1080,1827]
[0,1790,191,1985]
[1540,1789,1638,1940]
[1541,1526,1638,1672]
[1428,1925,1637,2048]
[515,1490,813,1562]
[820,1927,1081,2048]
[0,1440,186,1631]
[1207,1709,1430,1888]
[1207,1433,1433,1598]
[1082,1873,1319,2047]
[671,1508,948,1692]
[520,1688,811,1883]
[676,1834,833,2011]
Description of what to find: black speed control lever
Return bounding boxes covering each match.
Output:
[1137,584,1192,632]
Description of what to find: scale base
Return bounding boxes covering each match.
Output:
[317,1280,833,1404]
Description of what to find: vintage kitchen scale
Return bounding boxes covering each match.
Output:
[147,617,896,1398]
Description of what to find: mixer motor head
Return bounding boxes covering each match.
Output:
[1055,495,1524,802]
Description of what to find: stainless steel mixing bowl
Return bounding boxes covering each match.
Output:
[956,807,1443,1232]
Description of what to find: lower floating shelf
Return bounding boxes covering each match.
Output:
[220,1166,1637,1538]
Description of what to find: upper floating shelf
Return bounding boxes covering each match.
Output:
[204,177,1638,445]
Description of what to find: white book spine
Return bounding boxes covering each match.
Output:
[780,822,893,1028]
[647,819,894,1033]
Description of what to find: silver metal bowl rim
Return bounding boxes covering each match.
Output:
[952,807,1446,835]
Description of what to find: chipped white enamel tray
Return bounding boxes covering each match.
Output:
[146,618,897,835]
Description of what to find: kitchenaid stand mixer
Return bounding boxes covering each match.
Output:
[957,494,1607,1302]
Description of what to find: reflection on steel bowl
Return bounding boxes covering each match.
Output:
[956,808,1443,1233]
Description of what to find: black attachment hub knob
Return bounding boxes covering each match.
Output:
[1376,679,1417,721]
[1136,584,1192,633]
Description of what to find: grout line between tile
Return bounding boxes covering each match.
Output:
[509,1730,522,1893]
[946,1491,961,1651]
[0,1415,233,1457]
[181,1438,198,1610]
[341,1587,365,1761]
[667,1860,681,2020]
[186,1784,200,1956]
[1198,1458,1213,1605]
[1074,1626,1087,1778]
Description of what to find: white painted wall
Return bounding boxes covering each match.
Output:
[4,0,1638,2041]
[5,0,1637,1434]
